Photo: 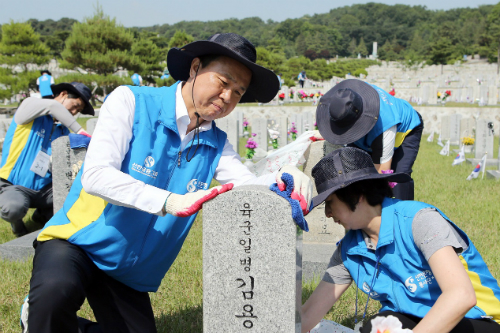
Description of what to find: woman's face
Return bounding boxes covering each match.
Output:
[324,192,365,230]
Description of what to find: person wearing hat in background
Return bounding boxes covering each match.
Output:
[20,32,313,332]
[316,79,423,200]
[0,82,93,237]
[301,147,500,333]
[36,70,55,98]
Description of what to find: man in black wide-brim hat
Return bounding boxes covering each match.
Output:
[22,33,314,332]
[316,79,423,200]
[0,82,93,237]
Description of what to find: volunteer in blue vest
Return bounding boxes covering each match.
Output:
[301,147,500,333]
[0,82,93,237]
[316,79,423,200]
[36,70,55,98]
[21,33,313,332]
[131,72,142,86]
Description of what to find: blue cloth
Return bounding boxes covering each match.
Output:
[38,74,53,97]
[269,172,309,231]
[69,133,91,149]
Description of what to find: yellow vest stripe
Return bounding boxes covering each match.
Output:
[38,189,108,241]
[395,129,413,148]
[460,256,500,323]
[0,122,34,179]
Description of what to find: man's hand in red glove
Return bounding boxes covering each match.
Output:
[276,165,313,215]
[164,183,234,217]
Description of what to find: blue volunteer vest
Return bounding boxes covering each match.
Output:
[38,74,53,97]
[341,198,500,323]
[38,83,227,292]
[353,84,421,151]
[0,115,69,190]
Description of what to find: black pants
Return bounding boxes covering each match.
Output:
[28,239,157,333]
[391,112,424,200]
[361,311,500,333]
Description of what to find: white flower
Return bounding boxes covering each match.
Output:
[370,315,413,333]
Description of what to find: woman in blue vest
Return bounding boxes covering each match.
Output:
[36,70,55,98]
[301,147,500,333]
[21,33,313,333]
[316,79,423,200]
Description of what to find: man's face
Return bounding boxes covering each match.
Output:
[60,93,85,116]
[188,56,252,122]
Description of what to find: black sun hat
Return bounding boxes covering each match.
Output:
[167,33,279,103]
[316,79,380,145]
[51,82,94,115]
[311,147,411,209]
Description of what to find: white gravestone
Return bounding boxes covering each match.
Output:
[251,118,268,153]
[440,115,450,141]
[203,186,302,333]
[449,114,462,146]
[216,117,239,154]
[474,119,494,160]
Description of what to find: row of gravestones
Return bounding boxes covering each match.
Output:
[440,115,499,168]
[0,125,352,331]
[215,111,316,155]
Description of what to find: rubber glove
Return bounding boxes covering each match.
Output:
[164,183,233,217]
[276,165,313,215]
[77,128,92,138]
[309,130,324,142]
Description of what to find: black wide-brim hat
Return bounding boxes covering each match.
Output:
[167,33,279,103]
[40,70,52,76]
[51,82,94,115]
[316,79,380,145]
[311,147,411,209]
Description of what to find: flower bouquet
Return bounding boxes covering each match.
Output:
[245,134,258,160]
[278,93,285,101]
[288,122,298,141]
[268,127,280,149]
[242,118,249,137]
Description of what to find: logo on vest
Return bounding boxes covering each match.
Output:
[362,282,379,299]
[144,156,155,168]
[131,156,158,179]
[187,179,209,193]
[405,276,417,293]
[36,128,45,139]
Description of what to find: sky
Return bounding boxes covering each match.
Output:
[0,0,498,27]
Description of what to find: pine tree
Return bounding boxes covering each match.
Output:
[0,21,50,99]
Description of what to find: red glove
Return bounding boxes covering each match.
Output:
[77,128,92,138]
[309,130,324,142]
[164,183,233,217]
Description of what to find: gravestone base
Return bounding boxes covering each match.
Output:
[0,231,38,261]
[302,243,337,283]
[466,158,498,167]
[486,170,500,180]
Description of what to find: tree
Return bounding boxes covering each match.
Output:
[0,21,50,99]
[131,38,164,85]
[485,3,500,73]
[60,8,148,94]
[60,8,142,76]
[168,30,194,49]
[355,37,368,57]
[429,37,454,73]
[347,37,357,57]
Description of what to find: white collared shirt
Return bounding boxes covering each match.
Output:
[81,84,274,217]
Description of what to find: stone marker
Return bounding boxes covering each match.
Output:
[251,118,268,153]
[232,110,244,137]
[51,136,87,213]
[486,136,500,180]
[488,86,497,105]
[203,185,301,333]
[449,114,462,146]
[440,115,450,141]
[0,230,39,261]
[216,116,239,154]
[290,113,303,137]
[277,116,288,148]
[474,119,494,159]
[302,112,315,132]
[86,118,98,135]
[301,141,345,282]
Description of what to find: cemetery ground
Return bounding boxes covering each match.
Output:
[0,132,499,332]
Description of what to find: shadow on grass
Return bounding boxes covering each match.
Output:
[155,305,202,333]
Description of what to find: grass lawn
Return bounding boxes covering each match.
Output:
[1,135,499,332]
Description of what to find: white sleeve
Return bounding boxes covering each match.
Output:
[50,77,55,84]
[380,125,397,164]
[81,86,170,216]
[214,140,277,187]
[36,78,40,85]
